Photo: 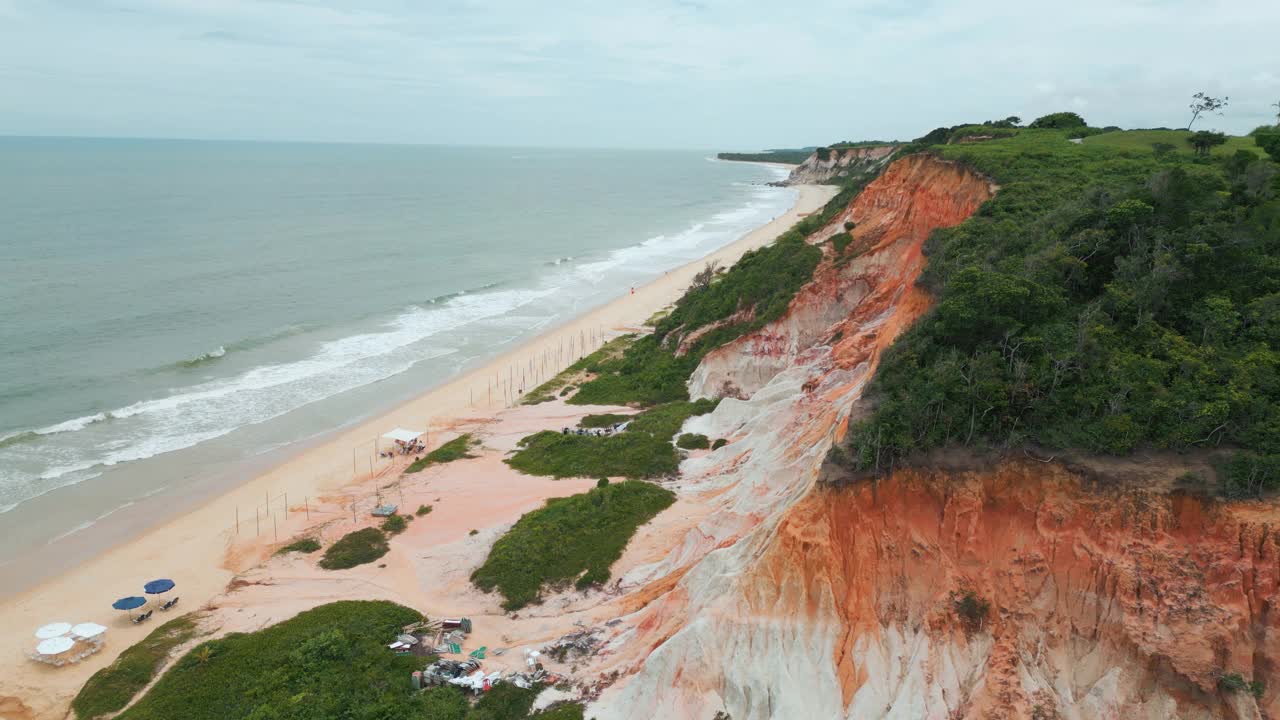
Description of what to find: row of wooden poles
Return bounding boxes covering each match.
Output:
[469,326,607,408]
[235,325,610,541]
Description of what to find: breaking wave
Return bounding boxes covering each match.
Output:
[178,345,226,368]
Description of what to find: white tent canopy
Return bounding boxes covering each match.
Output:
[36,636,74,655]
[71,623,107,639]
[382,428,423,444]
[35,622,71,640]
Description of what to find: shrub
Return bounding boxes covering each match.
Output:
[950,589,990,631]
[72,616,198,719]
[471,481,676,610]
[1221,453,1280,498]
[506,400,717,479]
[1189,130,1227,156]
[711,438,728,450]
[381,514,410,535]
[405,434,478,473]
[115,601,434,720]
[318,527,389,570]
[676,433,710,450]
[275,537,321,555]
[580,413,630,428]
[831,232,852,254]
[1218,671,1265,698]
[1028,111,1086,129]
[416,504,433,516]
[596,477,610,488]
[1256,131,1280,162]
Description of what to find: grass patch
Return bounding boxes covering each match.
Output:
[506,399,717,479]
[416,504,433,516]
[579,413,630,428]
[71,615,198,719]
[471,481,676,610]
[676,433,709,450]
[405,434,478,473]
[274,537,320,555]
[118,602,421,720]
[114,600,584,720]
[381,514,410,535]
[318,527,389,570]
[711,438,728,450]
[1083,128,1265,158]
[521,336,633,405]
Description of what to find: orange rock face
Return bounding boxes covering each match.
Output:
[768,460,1278,719]
[593,154,1278,719]
[691,154,995,401]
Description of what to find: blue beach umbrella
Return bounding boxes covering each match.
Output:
[112,596,147,617]
[143,579,175,595]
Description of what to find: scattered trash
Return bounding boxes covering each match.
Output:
[605,619,623,627]
[469,646,487,659]
[372,504,399,517]
[441,617,473,633]
[542,629,602,662]
[421,658,480,687]
[449,670,502,693]
[492,648,507,656]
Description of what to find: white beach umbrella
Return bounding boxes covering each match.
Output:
[36,636,75,655]
[34,622,71,640]
[71,622,107,640]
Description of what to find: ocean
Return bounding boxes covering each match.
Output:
[0,137,793,591]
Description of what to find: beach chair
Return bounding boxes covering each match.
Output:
[160,596,180,611]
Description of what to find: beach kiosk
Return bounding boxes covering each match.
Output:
[381,428,424,456]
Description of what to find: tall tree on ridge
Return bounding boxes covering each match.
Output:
[1187,92,1229,129]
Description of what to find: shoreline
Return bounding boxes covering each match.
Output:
[0,182,837,717]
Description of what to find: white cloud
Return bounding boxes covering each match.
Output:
[1,0,1279,147]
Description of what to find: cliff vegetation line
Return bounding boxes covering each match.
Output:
[834,117,1280,497]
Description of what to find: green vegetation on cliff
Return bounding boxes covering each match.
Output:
[72,615,198,720]
[114,601,580,720]
[716,149,812,164]
[836,125,1280,497]
[507,399,717,479]
[471,480,675,609]
[405,434,478,473]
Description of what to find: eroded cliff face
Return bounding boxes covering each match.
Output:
[787,145,898,185]
[589,154,1279,719]
[770,460,1277,720]
[690,154,995,401]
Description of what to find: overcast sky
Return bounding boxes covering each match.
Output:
[1,0,1277,149]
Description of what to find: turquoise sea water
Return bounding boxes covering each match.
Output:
[0,138,791,589]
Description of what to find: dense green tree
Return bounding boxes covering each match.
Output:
[837,128,1280,498]
[1028,112,1086,129]
[1189,130,1227,156]
[1257,131,1280,163]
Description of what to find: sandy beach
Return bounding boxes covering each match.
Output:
[0,182,836,719]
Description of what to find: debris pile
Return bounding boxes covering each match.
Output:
[417,658,480,688]
[542,628,602,663]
